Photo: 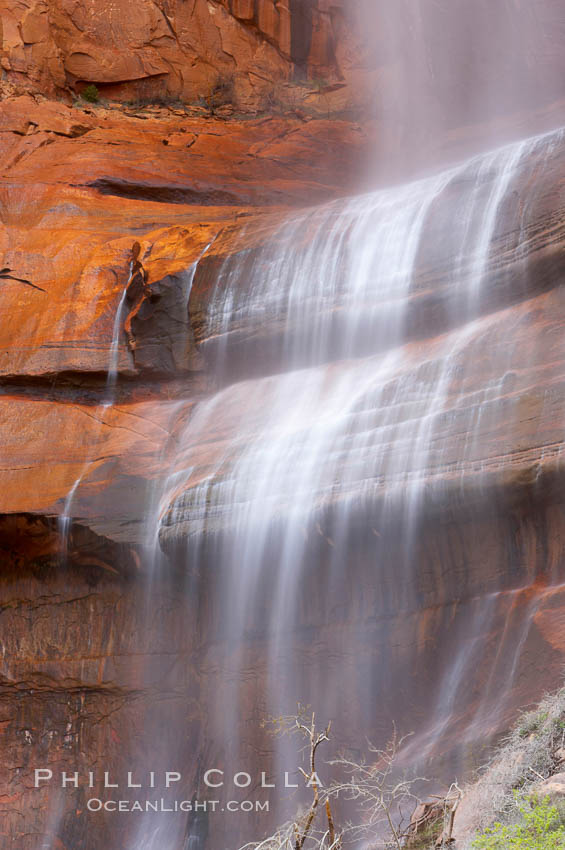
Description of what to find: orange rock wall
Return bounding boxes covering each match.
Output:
[0,96,372,546]
[0,0,351,109]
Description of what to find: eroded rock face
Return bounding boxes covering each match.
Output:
[0,97,369,381]
[0,560,202,850]
[0,95,370,552]
[0,0,350,111]
[4,0,565,160]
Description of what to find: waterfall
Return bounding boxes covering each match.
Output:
[57,476,81,564]
[161,126,562,552]
[201,171,454,375]
[147,125,565,841]
[121,247,219,850]
[105,285,129,396]
[106,261,133,401]
[57,261,133,559]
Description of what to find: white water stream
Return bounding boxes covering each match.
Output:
[49,124,565,849]
[56,262,133,557]
[138,126,565,845]
[105,264,132,400]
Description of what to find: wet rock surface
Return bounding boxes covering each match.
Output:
[0,95,370,556]
[0,94,376,844]
[3,6,565,843]
[0,561,200,850]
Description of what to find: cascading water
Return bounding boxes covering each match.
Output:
[58,476,81,564]
[145,125,565,845]
[56,265,132,559]
[6,0,565,847]
[105,261,133,402]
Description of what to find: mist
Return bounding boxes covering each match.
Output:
[347,0,565,173]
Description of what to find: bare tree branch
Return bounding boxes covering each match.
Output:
[240,711,428,850]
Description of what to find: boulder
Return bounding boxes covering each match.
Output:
[535,772,565,800]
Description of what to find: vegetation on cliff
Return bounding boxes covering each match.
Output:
[457,686,565,848]
[472,797,565,850]
[242,688,565,849]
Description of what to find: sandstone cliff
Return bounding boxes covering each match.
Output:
[3,3,565,848]
[0,0,361,112]
[0,94,373,847]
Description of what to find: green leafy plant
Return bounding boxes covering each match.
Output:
[473,796,565,849]
[81,84,99,103]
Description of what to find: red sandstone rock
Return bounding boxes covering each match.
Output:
[0,97,371,383]
[0,0,350,110]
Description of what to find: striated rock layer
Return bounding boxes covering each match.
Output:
[0,94,375,846]
[0,95,371,551]
[154,132,565,850]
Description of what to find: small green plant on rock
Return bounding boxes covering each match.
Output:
[81,84,99,104]
[473,796,565,849]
